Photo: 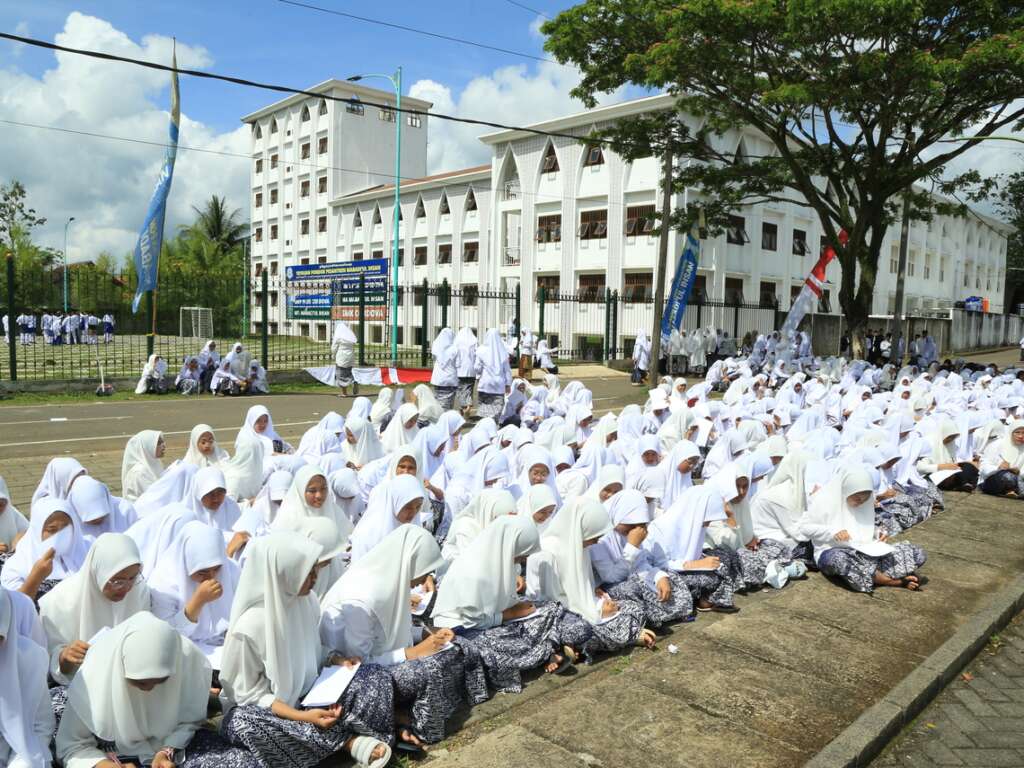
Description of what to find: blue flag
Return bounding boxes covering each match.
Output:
[132,45,180,312]
[660,232,700,345]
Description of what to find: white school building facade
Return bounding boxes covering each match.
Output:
[243,85,1009,351]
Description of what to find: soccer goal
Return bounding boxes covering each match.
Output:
[179,307,214,339]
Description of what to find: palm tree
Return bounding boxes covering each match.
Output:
[182,196,247,256]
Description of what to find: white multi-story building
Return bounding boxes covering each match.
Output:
[245,90,1009,351]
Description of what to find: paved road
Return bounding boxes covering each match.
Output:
[873,611,1024,768]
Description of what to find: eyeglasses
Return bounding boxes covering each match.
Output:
[107,574,143,589]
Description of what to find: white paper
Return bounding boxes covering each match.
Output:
[87,626,111,645]
[695,419,714,448]
[850,539,894,557]
[301,662,361,708]
[410,585,430,617]
[929,468,959,486]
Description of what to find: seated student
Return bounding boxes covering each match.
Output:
[589,490,693,629]
[236,405,293,458]
[515,484,560,530]
[526,497,654,656]
[0,499,89,601]
[175,356,202,395]
[440,489,517,565]
[750,451,815,569]
[120,431,166,503]
[55,611,252,768]
[0,587,55,768]
[135,354,169,395]
[211,360,245,396]
[322,525,486,747]
[197,340,221,394]
[917,419,979,492]
[0,475,30,564]
[219,534,394,768]
[248,360,270,395]
[221,438,266,504]
[370,389,394,432]
[67,477,138,546]
[348,475,425,563]
[181,424,229,469]
[187,468,247,557]
[801,469,926,593]
[980,419,1024,498]
[235,470,293,536]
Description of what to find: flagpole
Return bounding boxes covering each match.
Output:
[650,149,673,376]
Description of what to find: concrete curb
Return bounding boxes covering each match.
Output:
[805,573,1024,768]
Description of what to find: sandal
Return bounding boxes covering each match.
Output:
[350,736,392,768]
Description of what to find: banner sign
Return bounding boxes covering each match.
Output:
[287,293,332,320]
[286,258,388,283]
[659,233,700,345]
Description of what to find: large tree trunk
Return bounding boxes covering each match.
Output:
[837,218,885,360]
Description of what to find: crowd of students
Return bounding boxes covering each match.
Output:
[135,342,268,397]
[3,320,1022,768]
[2,311,116,346]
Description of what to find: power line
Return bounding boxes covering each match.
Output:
[275,0,554,63]
[0,31,636,151]
[503,0,551,19]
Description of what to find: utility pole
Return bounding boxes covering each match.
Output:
[891,131,915,369]
[649,149,673,373]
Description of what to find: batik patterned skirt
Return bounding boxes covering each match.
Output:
[604,572,693,628]
[555,599,647,657]
[336,366,354,387]
[475,391,505,420]
[673,545,744,608]
[387,644,489,744]
[455,377,475,409]
[817,542,927,594]
[55,727,257,768]
[735,538,798,589]
[221,663,395,768]
[432,384,457,411]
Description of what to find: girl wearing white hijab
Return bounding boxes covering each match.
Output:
[434,515,584,684]
[980,419,1024,497]
[412,384,443,425]
[235,470,293,537]
[631,331,651,385]
[329,468,366,526]
[132,462,199,519]
[359,447,425,508]
[68,476,138,545]
[370,388,394,430]
[474,328,513,420]
[1,498,89,600]
[40,533,150,686]
[751,451,814,566]
[701,430,747,479]
[526,498,650,654]
[0,475,29,559]
[658,440,701,510]
[182,424,229,469]
[332,320,358,396]
[516,484,560,530]
[295,412,345,461]
[322,525,482,746]
[381,403,421,452]
[236,405,292,457]
[1,586,54,768]
[589,490,693,628]
[511,445,563,508]
[916,418,979,491]
[222,437,266,502]
[134,353,168,394]
[801,469,926,593]
[440,489,517,563]
[56,611,247,768]
[121,430,165,502]
[31,457,87,504]
[219,534,394,768]
[342,416,386,471]
[429,328,459,410]
[125,503,200,579]
[553,445,590,502]
[453,326,478,415]
[211,359,244,395]
[348,475,425,562]
[149,521,239,650]
[188,468,247,557]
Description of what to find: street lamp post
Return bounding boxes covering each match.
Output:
[348,69,402,366]
[63,217,75,313]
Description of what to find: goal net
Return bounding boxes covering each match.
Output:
[179,307,214,339]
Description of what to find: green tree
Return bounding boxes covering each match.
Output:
[0,180,49,259]
[996,170,1024,311]
[181,195,247,258]
[543,0,1024,350]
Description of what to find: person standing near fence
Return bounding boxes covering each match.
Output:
[518,328,536,380]
[454,326,478,417]
[331,320,357,397]
[631,331,651,386]
[102,312,115,344]
[429,328,459,409]
[475,328,513,419]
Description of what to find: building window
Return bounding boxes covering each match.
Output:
[940,259,946,282]
[625,204,656,236]
[397,248,405,266]
[270,154,278,169]
[414,246,427,266]
[407,114,422,128]
[254,263,263,277]
[379,108,396,123]
[414,199,426,219]
[270,291,279,307]
[269,261,278,275]
[890,247,899,273]
[578,273,606,302]
[413,286,427,306]
[317,323,328,340]
[255,158,263,173]
[301,142,310,160]
[352,252,363,261]
[761,222,778,251]
[623,272,653,302]
[300,105,310,122]
[318,216,327,233]
[300,180,310,198]
[317,256,327,264]
[318,99,328,116]
[300,258,310,265]
[253,124,262,139]
[759,280,778,307]
[254,291,262,307]
[725,277,745,304]
[254,227,263,243]
[269,188,278,204]
[579,209,608,240]
[255,192,263,208]
[537,214,562,243]
[693,274,708,302]
[908,257,915,277]
[582,145,605,167]
[792,228,808,256]
[318,137,328,155]
[346,98,364,116]
[465,190,477,212]
[461,285,479,307]
[463,241,479,263]
[439,194,450,216]
[726,215,748,245]
[270,224,278,240]
[542,144,559,173]
[353,210,362,228]
[536,275,560,300]
[317,176,327,194]
[270,119,278,134]
[372,249,383,259]
[438,244,452,264]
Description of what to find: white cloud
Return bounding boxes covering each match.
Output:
[0,12,248,263]
[409,61,628,174]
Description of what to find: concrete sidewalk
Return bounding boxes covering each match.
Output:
[417,491,1024,768]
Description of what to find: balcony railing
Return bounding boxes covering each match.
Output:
[503,246,521,266]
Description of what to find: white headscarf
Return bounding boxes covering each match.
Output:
[322,525,442,654]
[272,465,354,545]
[63,612,210,761]
[188,467,242,533]
[329,468,366,526]
[0,476,29,550]
[121,430,164,502]
[0,498,89,590]
[0,587,52,767]
[68,476,137,543]
[413,384,443,423]
[476,328,512,393]
[454,327,478,378]
[132,463,198,519]
[39,533,150,667]
[31,457,87,504]
[370,388,394,428]
[433,515,540,630]
[593,489,653,564]
[645,485,727,565]
[236,405,285,457]
[182,424,228,468]
[800,468,876,559]
[295,412,345,460]
[513,445,563,508]
[124,503,199,577]
[342,416,385,468]
[441,489,517,563]
[381,402,421,451]
[994,419,1024,471]
[220,533,323,707]
[221,437,266,501]
[332,321,357,345]
[658,440,700,509]
[348,474,425,562]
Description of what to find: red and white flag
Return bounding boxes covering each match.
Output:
[304,366,433,388]
[781,229,846,341]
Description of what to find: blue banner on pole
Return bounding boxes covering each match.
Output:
[660,233,700,345]
[132,47,180,313]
